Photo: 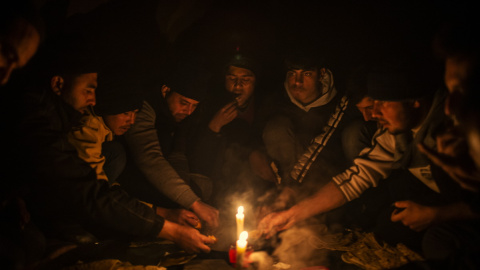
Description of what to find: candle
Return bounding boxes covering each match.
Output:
[236,231,248,269]
[236,206,244,239]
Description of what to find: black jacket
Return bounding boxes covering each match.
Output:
[16,86,164,241]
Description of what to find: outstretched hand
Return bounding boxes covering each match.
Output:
[164,208,200,227]
[160,220,215,253]
[190,200,219,229]
[257,210,295,239]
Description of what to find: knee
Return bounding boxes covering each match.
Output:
[263,116,294,144]
[422,223,459,261]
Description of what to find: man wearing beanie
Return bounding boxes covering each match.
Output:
[12,38,214,265]
[260,46,359,219]
[259,56,479,266]
[119,58,219,230]
[69,65,203,230]
[189,50,277,209]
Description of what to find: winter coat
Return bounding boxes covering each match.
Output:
[17,87,164,240]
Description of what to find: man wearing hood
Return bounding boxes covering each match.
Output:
[262,48,358,203]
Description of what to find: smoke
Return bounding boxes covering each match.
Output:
[209,188,258,252]
[248,251,275,270]
[272,222,331,269]
[245,221,335,269]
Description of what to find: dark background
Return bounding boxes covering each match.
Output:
[23,0,474,95]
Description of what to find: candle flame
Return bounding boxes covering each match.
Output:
[239,231,248,241]
[237,206,244,215]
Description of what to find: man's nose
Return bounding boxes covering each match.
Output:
[0,64,16,85]
[295,74,303,85]
[234,79,243,88]
[186,104,195,115]
[444,98,452,117]
[127,112,136,124]
[371,102,382,118]
[87,94,96,107]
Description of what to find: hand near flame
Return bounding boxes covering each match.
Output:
[158,220,215,253]
[257,210,295,239]
[164,208,200,228]
[191,200,219,229]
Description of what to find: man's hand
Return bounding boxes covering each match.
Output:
[249,150,277,182]
[257,210,296,239]
[208,101,238,133]
[163,208,200,228]
[390,201,439,232]
[159,220,215,253]
[190,200,219,229]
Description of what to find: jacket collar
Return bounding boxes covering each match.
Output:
[285,68,337,112]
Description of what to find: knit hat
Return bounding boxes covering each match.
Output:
[225,52,260,76]
[165,58,211,102]
[95,66,144,116]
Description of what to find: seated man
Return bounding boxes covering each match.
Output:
[190,50,277,207]
[409,16,480,268]
[0,0,41,86]
[262,46,360,208]
[0,2,43,268]
[14,37,214,257]
[259,57,479,262]
[119,58,219,229]
[68,66,201,228]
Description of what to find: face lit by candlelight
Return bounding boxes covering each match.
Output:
[103,109,139,135]
[162,85,200,122]
[51,73,98,114]
[1,18,40,86]
[371,99,421,135]
[356,96,376,122]
[285,68,325,105]
[225,66,255,108]
[444,57,470,123]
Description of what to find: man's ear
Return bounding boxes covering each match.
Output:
[51,76,64,96]
[161,85,171,98]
